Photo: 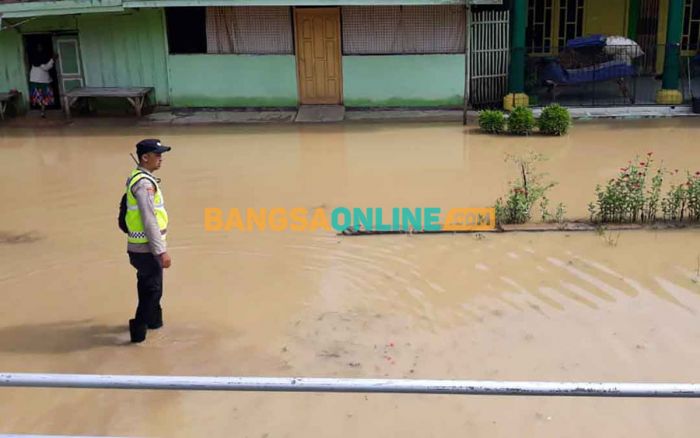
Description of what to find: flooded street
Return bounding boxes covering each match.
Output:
[1,118,700,437]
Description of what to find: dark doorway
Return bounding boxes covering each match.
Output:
[24,33,61,110]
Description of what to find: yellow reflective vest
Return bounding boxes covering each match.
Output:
[125,169,168,244]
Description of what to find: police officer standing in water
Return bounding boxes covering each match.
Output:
[124,139,172,343]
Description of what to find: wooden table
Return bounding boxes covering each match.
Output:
[0,90,20,121]
[62,87,154,119]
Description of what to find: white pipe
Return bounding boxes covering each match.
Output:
[2,373,700,398]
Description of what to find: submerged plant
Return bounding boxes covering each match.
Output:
[590,153,700,224]
[494,152,563,225]
[590,153,657,223]
[540,196,551,222]
[661,178,687,221]
[554,203,566,224]
[686,172,700,221]
[603,230,621,247]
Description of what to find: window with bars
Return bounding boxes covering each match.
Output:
[526,0,553,53]
[205,7,293,55]
[682,0,700,51]
[526,0,584,53]
[557,0,584,48]
[341,6,466,55]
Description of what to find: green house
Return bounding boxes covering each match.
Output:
[0,0,697,114]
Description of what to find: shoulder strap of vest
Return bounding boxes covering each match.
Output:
[127,171,158,192]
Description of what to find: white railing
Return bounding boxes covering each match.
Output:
[3,373,700,398]
[469,9,510,106]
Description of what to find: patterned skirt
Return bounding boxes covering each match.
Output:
[30,82,55,107]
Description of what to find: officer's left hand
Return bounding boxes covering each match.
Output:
[160,252,172,269]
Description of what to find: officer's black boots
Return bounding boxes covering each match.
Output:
[129,318,147,343]
[129,307,162,342]
[148,308,163,330]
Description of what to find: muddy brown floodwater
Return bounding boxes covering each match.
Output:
[1,118,700,437]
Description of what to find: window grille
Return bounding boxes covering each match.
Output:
[342,6,466,55]
[526,0,553,53]
[557,0,584,48]
[206,7,293,55]
[682,0,700,51]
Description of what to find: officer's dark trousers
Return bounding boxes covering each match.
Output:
[128,252,162,325]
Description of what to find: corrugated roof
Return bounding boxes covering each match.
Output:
[0,1,49,4]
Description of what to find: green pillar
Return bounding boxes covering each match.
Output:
[508,0,527,93]
[627,0,639,40]
[504,0,529,110]
[662,0,683,90]
[657,0,684,103]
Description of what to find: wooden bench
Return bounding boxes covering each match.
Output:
[0,90,20,121]
[62,87,154,119]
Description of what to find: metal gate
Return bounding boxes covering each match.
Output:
[469,9,510,108]
[636,0,659,74]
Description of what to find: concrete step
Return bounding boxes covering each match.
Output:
[295,105,345,123]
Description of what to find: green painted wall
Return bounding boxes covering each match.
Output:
[77,9,169,104]
[0,29,28,112]
[168,55,298,107]
[342,55,464,107]
[1,10,170,110]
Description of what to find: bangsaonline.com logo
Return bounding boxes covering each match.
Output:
[204,207,495,232]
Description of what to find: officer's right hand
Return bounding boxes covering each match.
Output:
[160,252,172,269]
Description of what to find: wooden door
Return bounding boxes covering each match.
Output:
[294,8,343,105]
[53,35,84,97]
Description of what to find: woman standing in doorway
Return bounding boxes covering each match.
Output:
[29,44,56,118]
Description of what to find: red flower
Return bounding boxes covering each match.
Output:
[647,152,653,156]
[695,171,700,176]
[640,162,646,166]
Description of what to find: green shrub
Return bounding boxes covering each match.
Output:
[478,110,506,134]
[538,104,571,135]
[507,106,535,136]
